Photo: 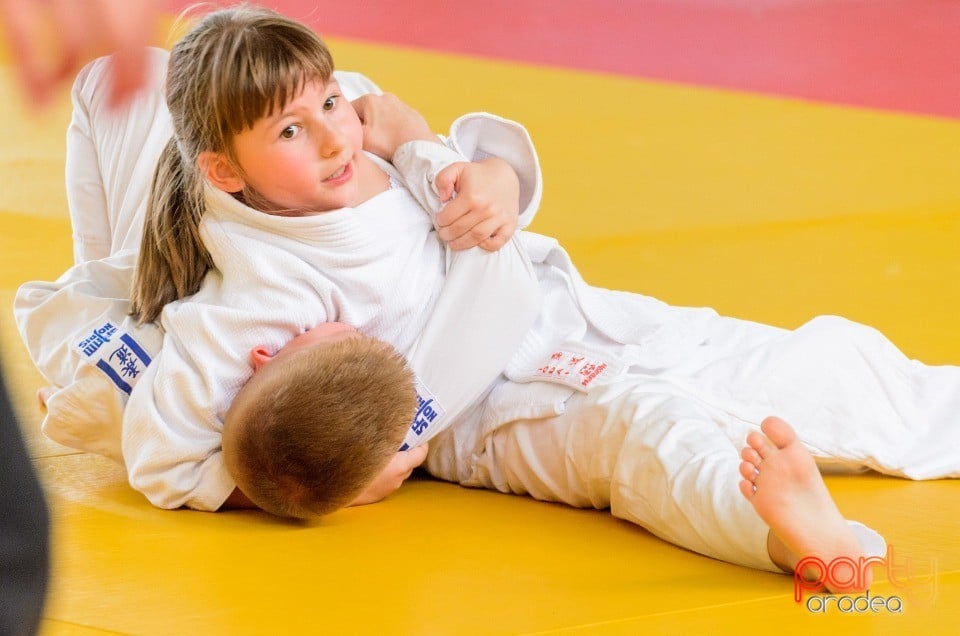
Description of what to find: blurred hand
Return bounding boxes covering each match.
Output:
[353,92,439,159]
[0,0,159,109]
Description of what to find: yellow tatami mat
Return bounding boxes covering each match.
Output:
[2,35,959,635]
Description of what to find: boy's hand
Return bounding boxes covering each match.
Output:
[435,158,520,251]
[352,93,440,160]
[349,444,429,506]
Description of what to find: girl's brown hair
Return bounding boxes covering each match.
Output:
[132,6,334,322]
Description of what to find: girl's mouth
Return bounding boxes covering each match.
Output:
[324,162,352,184]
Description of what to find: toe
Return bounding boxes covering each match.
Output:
[761,416,798,449]
[746,430,777,459]
[738,479,756,500]
[741,446,762,466]
[739,460,759,481]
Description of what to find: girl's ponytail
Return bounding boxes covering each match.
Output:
[130,5,336,323]
[131,137,212,324]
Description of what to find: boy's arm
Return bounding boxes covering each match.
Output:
[443,113,542,231]
[390,121,540,248]
[398,208,542,450]
[353,94,543,451]
[432,158,519,251]
[352,92,543,238]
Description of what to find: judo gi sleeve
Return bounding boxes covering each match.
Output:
[392,131,543,448]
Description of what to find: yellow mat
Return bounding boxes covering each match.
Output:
[1,35,959,635]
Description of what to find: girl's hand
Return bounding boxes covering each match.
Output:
[352,93,439,160]
[435,158,520,251]
[349,444,429,506]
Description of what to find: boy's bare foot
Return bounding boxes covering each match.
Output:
[738,416,868,591]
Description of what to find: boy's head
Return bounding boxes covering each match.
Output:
[222,323,416,519]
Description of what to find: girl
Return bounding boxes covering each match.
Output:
[18,6,544,511]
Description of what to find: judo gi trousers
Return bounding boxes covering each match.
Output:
[464,312,960,571]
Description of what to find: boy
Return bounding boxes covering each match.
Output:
[222,323,417,519]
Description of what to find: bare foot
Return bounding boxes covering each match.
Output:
[36,386,56,410]
[738,416,867,592]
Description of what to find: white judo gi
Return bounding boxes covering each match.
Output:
[447,270,960,569]
[15,49,545,508]
[18,49,956,574]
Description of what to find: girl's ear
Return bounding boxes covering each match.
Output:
[197,151,245,193]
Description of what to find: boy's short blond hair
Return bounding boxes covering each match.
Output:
[223,335,416,519]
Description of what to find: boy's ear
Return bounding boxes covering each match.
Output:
[197,151,245,193]
[250,346,274,372]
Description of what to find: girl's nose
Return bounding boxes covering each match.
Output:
[317,121,347,158]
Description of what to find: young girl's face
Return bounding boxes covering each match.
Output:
[230,79,366,214]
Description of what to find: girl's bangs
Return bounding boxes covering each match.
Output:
[216,36,333,135]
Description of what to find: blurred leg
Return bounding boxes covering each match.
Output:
[66,47,172,263]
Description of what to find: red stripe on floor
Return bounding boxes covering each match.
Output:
[164,0,960,119]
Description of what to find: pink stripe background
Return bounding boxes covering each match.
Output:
[164,0,960,119]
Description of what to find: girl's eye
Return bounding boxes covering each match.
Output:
[323,95,338,111]
[280,125,301,139]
